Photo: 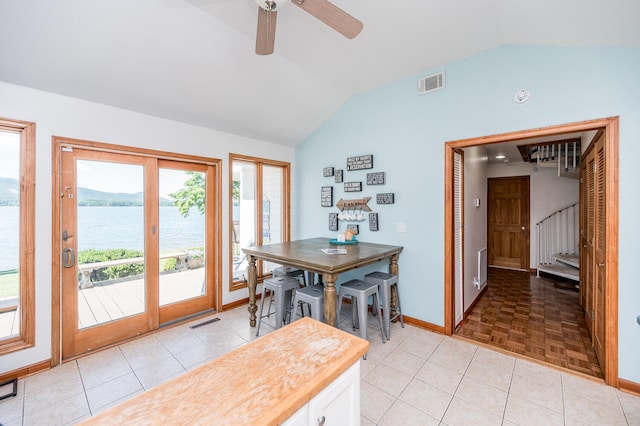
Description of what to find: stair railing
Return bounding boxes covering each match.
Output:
[533,142,580,176]
[536,202,579,277]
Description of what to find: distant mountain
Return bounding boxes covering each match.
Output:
[0,178,173,206]
[77,187,146,206]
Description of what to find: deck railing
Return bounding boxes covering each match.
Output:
[78,251,188,289]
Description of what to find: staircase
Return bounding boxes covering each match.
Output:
[525,140,581,282]
[529,141,581,179]
[536,202,580,282]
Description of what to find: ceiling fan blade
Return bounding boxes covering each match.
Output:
[292,0,362,39]
[256,7,277,55]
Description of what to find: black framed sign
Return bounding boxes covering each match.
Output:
[329,213,338,231]
[346,155,373,171]
[334,169,343,183]
[366,172,385,185]
[346,224,359,235]
[376,193,395,204]
[323,167,334,177]
[369,213,379,231]
[321,186,333,207]
[344,181,362,192]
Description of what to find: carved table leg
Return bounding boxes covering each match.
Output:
[389,254,399,321]
[323,273,338,326]
[247,255,257,327]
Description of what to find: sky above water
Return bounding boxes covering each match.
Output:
[1,130,188,198]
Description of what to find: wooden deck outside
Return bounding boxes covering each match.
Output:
[0,303,19,338]
[0,268,206,336]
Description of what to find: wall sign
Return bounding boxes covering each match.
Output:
[321,186,333,207]
[366,172,385,185]
[369,213,379,231]
[329,213,338,231]
[336,197,371,212]
[346,224,359,235]
[346,155,373,171]
[323,167,334,177]
[344,181,362,192]
[334,169,343,183]
[376,193,395,204]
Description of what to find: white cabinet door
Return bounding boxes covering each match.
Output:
[282,403,309,426]
[308,362,360,426]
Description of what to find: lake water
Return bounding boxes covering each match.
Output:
[0,206,206,271]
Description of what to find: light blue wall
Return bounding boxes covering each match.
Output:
[295,45,640,383]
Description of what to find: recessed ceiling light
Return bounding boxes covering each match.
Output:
[495,154,506,159]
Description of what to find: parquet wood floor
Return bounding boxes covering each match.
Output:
[455,267,603,379]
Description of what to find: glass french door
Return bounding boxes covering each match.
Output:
[61,148,155,357]
[158,160,215,324]
[61,148,216,358]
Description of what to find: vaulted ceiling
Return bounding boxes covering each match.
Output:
[1,0,638,146]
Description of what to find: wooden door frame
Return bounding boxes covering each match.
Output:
[52,137,222,365]
[444,117,619,386]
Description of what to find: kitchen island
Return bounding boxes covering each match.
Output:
[80,317,369,425]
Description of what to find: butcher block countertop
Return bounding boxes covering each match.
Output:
[80,317,369,425]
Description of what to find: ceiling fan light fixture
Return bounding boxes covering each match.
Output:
[254,0,363,55]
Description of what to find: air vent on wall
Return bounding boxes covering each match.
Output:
[418,72,445,95]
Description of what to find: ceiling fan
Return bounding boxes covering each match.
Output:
[254,0,363,55]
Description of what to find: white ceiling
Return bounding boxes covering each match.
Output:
[1,0,639,146]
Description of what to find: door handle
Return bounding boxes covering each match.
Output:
[521,226,526,231]
[62,248,75,268]
[598,263,605,267]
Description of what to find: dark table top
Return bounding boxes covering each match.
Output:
[242,237,403,275]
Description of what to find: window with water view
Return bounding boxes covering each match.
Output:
[0,120,35,353]
[231,155,289,289]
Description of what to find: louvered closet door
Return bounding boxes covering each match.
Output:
[582,152,595,337]
[579,158,590,313]
[579,131,606,367]
[453,151,463,326]
[593,135,606,367]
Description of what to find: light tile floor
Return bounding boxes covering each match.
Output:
[1,304,639,425]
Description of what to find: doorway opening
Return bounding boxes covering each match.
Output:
[444,117,619,386]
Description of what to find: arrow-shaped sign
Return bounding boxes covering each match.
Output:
[336,197,371,212]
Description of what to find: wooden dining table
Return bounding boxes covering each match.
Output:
[242,237,404,327]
